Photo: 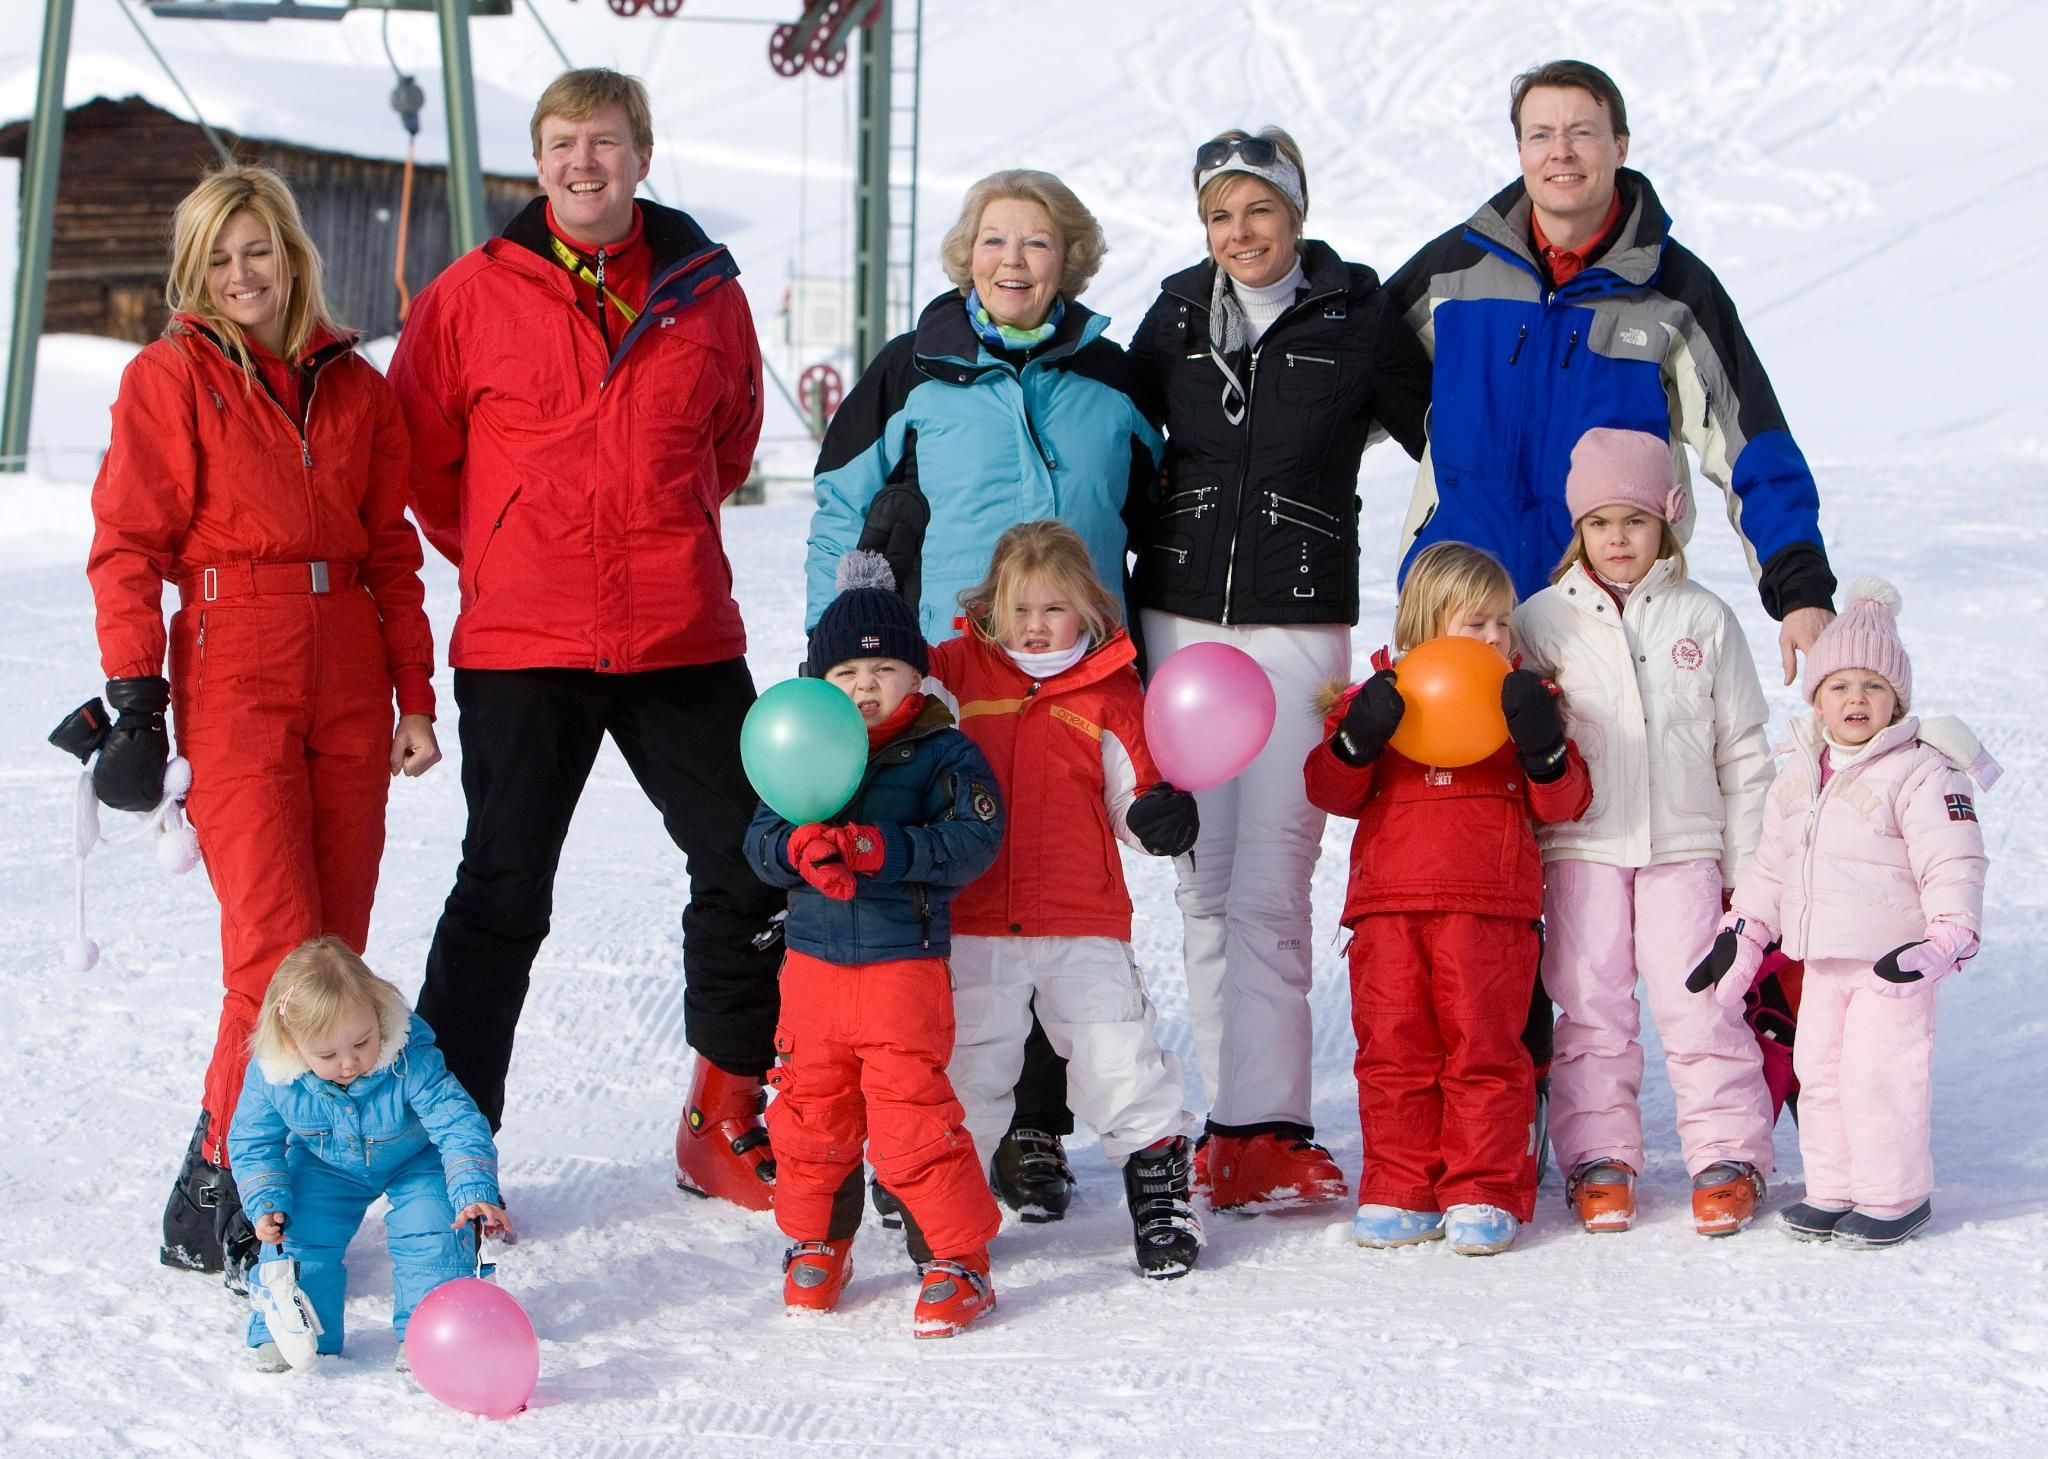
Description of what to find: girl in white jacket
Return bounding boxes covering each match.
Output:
[1514,428,1777,1237]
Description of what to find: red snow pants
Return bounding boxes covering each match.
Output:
[1348,912,1540,1221]
[766,950,1000,1258]
[169,585,394,1164]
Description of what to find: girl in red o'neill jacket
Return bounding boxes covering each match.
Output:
[924,520,1203,1279]
[85,166,440,1288]
[1305,543,1590,1256]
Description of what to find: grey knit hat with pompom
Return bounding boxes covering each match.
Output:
[806,550,928,677]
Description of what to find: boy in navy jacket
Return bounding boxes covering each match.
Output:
[745,552,1005,1337]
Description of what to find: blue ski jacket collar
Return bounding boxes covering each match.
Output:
[1463,169,1669,295]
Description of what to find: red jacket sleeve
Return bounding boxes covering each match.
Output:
[709,282,765,505]
[87,346,200,680]
[1527,738,1593,824]
[1303,685,1378,818]
[357,374,437,718]
[386,281,467,567]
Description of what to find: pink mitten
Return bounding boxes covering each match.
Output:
[1684,914,1771,1011]
[1868,922,1978,997]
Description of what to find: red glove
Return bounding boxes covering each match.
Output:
[827,823,889,876]
[786,823,855,901]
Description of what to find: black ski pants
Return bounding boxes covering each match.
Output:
[418,660,784,1129]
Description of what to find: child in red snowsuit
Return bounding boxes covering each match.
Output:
[743,553,1006,1337]
[1305,543,1590,1255]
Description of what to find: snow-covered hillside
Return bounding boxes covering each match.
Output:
[3,3,2045,1455]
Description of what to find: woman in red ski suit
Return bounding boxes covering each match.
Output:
[85,165,439,1285]
[1304,544,1589,1253]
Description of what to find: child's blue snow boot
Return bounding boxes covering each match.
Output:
[1352,1205,1445,1248]
[1443,1203,1519,1255]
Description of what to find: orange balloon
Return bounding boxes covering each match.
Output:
[1387,635,1511,768]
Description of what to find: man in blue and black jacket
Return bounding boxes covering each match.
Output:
[1381,58,1837,686]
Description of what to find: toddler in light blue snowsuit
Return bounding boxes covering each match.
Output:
[228,938,509,1364]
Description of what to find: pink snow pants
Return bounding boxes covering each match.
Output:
[1793,956,1936,1215]
[1542,858,1773,1178]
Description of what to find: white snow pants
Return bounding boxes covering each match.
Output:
[1139,610,1350,1128]
[948,934,1193,1168]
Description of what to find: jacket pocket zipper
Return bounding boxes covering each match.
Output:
[1284,352,1336,369]
[1268,492,1342,524]
[1151,542,1189,564]
[470,484,522,595]
[1267,510,1339,540]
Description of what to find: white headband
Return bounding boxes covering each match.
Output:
[1196,151,1306,218]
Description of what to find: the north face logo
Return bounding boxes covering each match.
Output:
[1671,638,1704,670]
[1619,326,1650,348]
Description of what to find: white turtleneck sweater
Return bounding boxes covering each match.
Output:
[1235,258,1307,346]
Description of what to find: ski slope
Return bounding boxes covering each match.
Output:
[3,2,2045,1455]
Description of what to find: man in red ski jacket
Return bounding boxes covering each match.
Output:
[387,68,781,1209]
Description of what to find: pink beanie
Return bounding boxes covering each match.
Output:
[1802,576,1911,711]
[1565,428,1688,524]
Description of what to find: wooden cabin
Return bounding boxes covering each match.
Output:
[0,94,535,344]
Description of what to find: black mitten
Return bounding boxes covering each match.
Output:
[1332,669,1404,766]
[1685,930,1742,993]
[92,676,171,812]
[1127,783,1200,857]
[1501,669,1568,783]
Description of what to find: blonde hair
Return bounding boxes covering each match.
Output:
[1193,126,1309,233]
[165,165,340,374]
[939,170,1107,302]
[249,938,410,1067]
[1551,519,1689,585]
[1396,543,1517,652]
[530,68,654,157]
[960,519,1122,648]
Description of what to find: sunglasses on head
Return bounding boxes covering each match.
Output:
[1195,137,1280,170]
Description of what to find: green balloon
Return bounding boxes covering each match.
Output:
[740,678,869,824]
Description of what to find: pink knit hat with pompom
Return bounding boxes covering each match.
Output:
[1802,576,1912,711]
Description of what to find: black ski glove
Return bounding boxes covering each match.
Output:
[1332,669,1404,766]
[1127,783,1200,858]
[1501,669,1569,783]
[92,675,171,812]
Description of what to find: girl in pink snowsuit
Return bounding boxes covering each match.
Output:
[1687,578,1993,1247]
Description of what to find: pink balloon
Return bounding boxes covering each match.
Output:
[1144,643,1277,792]
[407,1278,539,1418]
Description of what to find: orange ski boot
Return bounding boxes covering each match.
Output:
[1207,1130,1349,1213]
[1691,1161,1766,1237]
[1567,1159,1637,1233]
[782,1239,854,1313]
[675,1059,775,1211]
[911,1251,995,1339]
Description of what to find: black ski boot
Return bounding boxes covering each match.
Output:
[160,1112,259,1292]
[990,1128,1075,1223]
[1122,1136,1201,1279]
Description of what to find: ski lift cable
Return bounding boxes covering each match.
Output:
[114,0,235,166]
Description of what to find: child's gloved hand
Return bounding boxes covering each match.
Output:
[825,823,890,876]
[452,1201,514,1239]
[1127,783,1201,857]
[1501,669,1569,782]
[1685,915,1770,1009]
[1868,922,1978,997]
[787,823,856,901]
[253,1211,286,1244]
[1333,669,1404,766]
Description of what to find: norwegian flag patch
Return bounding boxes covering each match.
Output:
[1946,794,1977,822]
[859,633,882,650]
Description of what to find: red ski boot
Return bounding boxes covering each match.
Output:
[1207,1131,1349,1212]
[782,1239,854,1313]
[675,1059,775,1211]
[911,1251,995,1339]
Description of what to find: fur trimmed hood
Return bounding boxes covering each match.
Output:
[255,996,413,1086]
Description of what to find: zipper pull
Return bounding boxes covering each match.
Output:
[1508,325,1528,365]
[1561,330,1580,369]
[301,439,312,468]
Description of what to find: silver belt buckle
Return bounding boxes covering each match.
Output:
[203,567,218,602]
[308,561,330,593]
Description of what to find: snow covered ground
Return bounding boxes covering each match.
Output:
[3,2,2046,1455]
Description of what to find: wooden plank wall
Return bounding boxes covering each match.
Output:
[1,96,533,345]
